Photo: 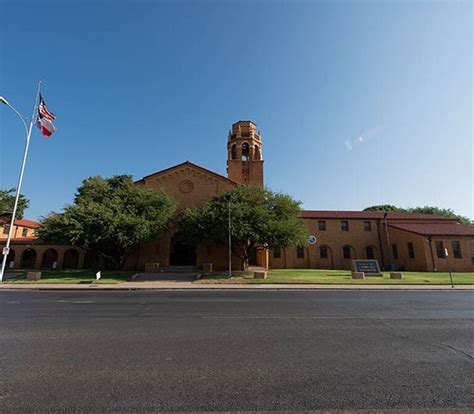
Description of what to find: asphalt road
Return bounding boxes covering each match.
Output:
[0,290,472,413]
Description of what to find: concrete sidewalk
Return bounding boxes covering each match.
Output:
[0,282,473,290]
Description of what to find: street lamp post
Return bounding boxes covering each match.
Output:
[0,82,41,282]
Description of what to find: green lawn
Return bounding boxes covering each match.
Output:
[198,268,474,285]
[4,268,474,285]
[4,269,135,284]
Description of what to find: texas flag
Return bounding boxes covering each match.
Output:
[36,94,56,138]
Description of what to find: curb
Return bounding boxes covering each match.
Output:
[1,284,473,291]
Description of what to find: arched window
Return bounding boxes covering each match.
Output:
[63,249,79,269]
[241,142,249,160]
[254,145,261,160]
[296,245,305,259]
[320,245,328,259]
[342,245,354,259]
[41,249,58,268]
[365,246,375,259]
[20,248,37,268]
[231,144,237,160]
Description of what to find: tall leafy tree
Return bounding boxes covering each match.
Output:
[363,204,402,212]
[364,204,471,224]
[179,186,308,270]
[0,188,29,220]
[407,206,472,225]
[38,175,177,269]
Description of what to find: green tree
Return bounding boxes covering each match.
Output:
[363,204,472,224]
[0,188,29,220]
[363,204,403,212]
[179,186,308,270]
[407,206,472,225]
[38,175,177,269]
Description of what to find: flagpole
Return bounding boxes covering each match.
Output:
[0,80,41,282]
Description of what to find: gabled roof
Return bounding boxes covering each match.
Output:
[301,210,457,221]
[136,161,238,185]
[14,219,40,228]
[388,222,474,236]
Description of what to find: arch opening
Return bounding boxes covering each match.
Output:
[41,248,58,268]
[241,142,249,160]
[20,248,37,268]
[64,249,79,269]
[170,234,197,266]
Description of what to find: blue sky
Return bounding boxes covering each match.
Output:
[1,0,472,220]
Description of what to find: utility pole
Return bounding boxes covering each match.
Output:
[228,197,232,278]
[383,213,393,271]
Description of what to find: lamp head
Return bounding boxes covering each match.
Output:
[0,96,9,105]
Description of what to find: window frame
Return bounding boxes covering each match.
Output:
[318,221,326,231]
[391,244,399,259]
[341,220,349,232]
[407,242,415,259]
[451,241,462,259]
[435,241,445,259]
[364,221,372,232]
[319,245,328,259]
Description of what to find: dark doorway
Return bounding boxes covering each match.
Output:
[63,249,79,269]
[248,247,258,266]
[20,248,37,268]
[41,249,58,268]
[170,240,197,266]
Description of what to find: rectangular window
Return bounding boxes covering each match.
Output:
[273,247,281,259]
[343,245,351,259]
[451,241,462,259]
[391,244,399,259]
[2,224,10,235]
[364,221,372,231]
[341,221,349,231]
[365,246,374,259]
[471,257,474,266]
[407,242,415,259]
[320,245,328,259]
[296,246,305,259]
[435,241,445,258]
[318,221,326,231]
[22,228,28,237]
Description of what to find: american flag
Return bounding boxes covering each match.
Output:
[36,94,56,138]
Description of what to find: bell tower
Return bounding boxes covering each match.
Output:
[226,120,264,187]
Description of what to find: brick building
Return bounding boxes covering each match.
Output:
[2,120,473,272]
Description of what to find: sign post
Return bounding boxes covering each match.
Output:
[444,248,454,288]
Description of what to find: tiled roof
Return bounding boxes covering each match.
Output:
[388,223,474,236]
[301,210,456,221]
[14,219,41,228]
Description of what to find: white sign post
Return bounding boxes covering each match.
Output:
[444,248,454,288]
